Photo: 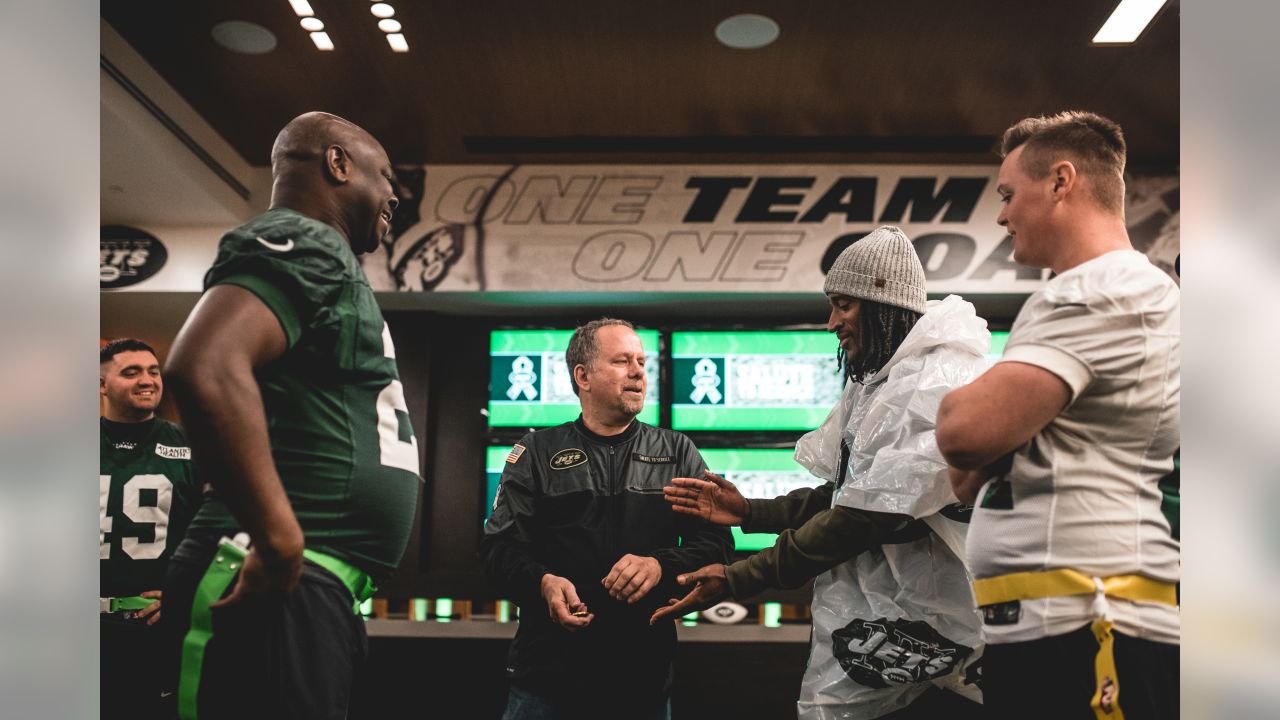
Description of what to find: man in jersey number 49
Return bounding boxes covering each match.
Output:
[100,338,202,719]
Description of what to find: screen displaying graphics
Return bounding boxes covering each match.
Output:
[671,331,841,431]
[484,445,513,523]
[490,329,660,427]
[699,448,825,552]
[986,331,1009,367]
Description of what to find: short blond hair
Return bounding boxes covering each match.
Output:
[1000,111,1127,214]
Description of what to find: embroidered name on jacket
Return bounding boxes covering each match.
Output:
[549,448,587,470]
[632,453,675,464]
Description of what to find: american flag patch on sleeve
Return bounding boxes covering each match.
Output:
[506,444,527,463]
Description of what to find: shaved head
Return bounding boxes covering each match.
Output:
[267,112,398,254]
[271,112,379,176]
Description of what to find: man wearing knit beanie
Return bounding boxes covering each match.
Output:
[656,226,992,718]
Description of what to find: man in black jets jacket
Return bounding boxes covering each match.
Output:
[483,318,733,720]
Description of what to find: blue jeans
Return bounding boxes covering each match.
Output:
[502,684,671,720]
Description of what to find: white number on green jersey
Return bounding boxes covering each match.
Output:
[377,323,420,473]
[99,474,175,560]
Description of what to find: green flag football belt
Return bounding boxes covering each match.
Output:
[177,535,375,720]
[99,595,153,613]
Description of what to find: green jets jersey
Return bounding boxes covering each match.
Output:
[100,418,202,597]
[189,208,422,582]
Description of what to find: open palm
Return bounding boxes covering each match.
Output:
[662,470,748,526]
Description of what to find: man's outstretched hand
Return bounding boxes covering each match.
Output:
[649,563,731,625]
[663,470,749,527]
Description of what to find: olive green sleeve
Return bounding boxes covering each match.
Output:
[741,481,837,534]
[724,505,908,599]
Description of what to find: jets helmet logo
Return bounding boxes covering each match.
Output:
[549,448,587,470]
[831,617,972,689]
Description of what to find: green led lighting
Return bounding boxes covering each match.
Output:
[762,602,782,628]
[497,600,511,623]
[412,598,428,621]
[359,598,373,617]
[435,598,453,622]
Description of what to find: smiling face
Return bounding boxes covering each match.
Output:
[826,293,863,361]
[996,144,1058,269]
[100,350,161,422]
[344,138,399,254]
[576,324,647,421]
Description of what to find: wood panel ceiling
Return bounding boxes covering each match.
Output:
[102,1,1178,169]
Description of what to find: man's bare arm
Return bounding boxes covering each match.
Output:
[937,361,1072,470]
[165,284,302,600]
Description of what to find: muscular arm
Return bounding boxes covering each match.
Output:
[724,505,907,599]
[165,285,303,585]
[936,362,1072,470]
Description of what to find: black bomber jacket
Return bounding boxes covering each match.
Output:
[482,417,733,701]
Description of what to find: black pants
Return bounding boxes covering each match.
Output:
[983,624,1179,720]
[163,533,367,720]
[101,612,172,720]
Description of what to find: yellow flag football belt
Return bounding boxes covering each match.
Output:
[973,569,1177,720]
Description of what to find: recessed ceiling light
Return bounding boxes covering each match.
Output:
[378,19,402,33]
[386,33,409,52]
[310,31,334,51]
[211,21,278,55]
[1093,0,1169,44]
[370,3,396,19]
[715,14,779,50]
[299,17,324,32]
[287,0,314,17]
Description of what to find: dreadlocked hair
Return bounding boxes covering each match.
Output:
[837,300,922,383]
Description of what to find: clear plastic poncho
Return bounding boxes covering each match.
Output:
[794,295,991,719]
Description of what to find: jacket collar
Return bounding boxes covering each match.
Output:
[573,415,641,447]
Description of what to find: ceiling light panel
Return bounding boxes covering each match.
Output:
[1093,0,1169,44]
[310,31,334,51]
[369,3,409,52]
[284,0,334,50]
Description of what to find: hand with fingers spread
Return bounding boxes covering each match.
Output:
[541,573,594,630]
[663,470,749,526]
[649,563,731,625]
[602,554,662,604]
[135,589,164,625]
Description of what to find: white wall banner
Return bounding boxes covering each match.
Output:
[362,165,1179,295]
[104,165,1179,294]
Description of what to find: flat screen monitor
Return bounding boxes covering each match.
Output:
[987,331,1009,366]
[671,331,840,431]
[484,445,511,523]
[699,448,824,552]
[489,329,660,427]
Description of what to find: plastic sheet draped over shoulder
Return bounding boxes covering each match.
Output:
[793,295,990,718]
[794,295,990,518]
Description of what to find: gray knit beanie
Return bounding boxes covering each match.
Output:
[822,226,926,314]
